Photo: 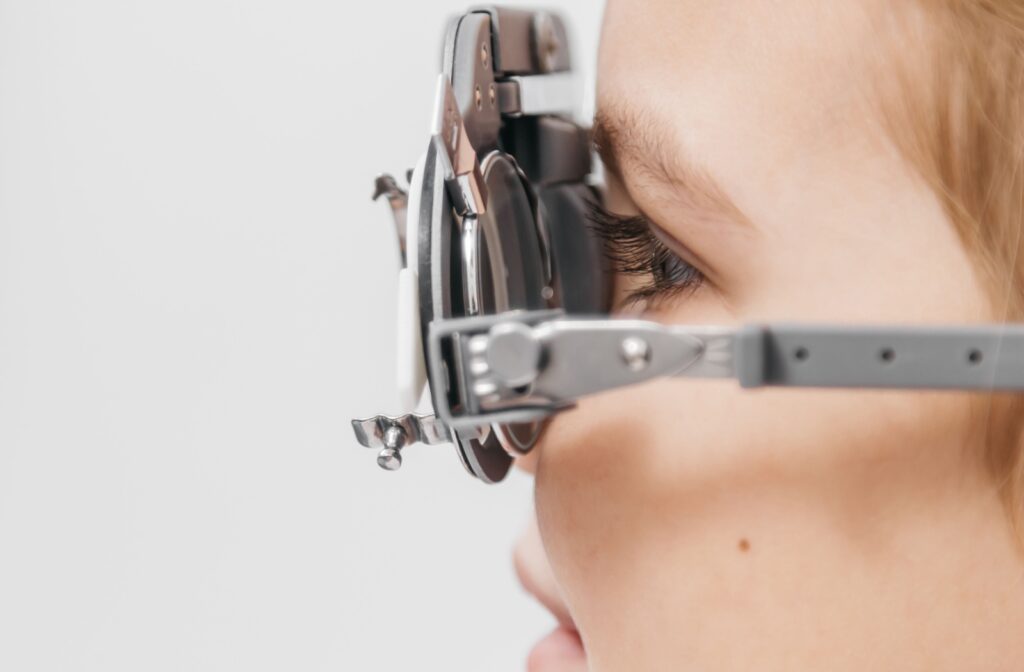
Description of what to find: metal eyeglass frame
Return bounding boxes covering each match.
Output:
[351,5,1024,484]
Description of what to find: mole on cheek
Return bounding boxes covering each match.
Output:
[738,538,751,553]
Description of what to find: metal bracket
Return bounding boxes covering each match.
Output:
[433,76,488,218]
[423,310,1024,432]
[495,73,576,117]
[372,174,409,267]
[427,310,733,429]
[351,413,451,471]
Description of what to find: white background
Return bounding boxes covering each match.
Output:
[0,1,603,670]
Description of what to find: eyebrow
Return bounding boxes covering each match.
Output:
[592,103,752,228]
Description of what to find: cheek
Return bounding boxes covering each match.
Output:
[533,378,978,636]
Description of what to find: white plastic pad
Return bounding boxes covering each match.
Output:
[395,152,429,411]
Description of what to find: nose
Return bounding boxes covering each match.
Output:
[512,512,574,629]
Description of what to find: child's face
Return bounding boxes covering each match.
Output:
[520,1,1001,669]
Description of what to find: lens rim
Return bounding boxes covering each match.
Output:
[464,152,550,457]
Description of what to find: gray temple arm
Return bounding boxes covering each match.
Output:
[428,313,1024,429]
[736,324,1024,390]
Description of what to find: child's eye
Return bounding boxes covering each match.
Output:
[584,200,706,310]
[657,249,701,288]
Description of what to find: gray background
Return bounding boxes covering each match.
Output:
[0,1,602,670]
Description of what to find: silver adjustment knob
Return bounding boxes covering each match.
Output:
[532,12,562,74]
[376,426,406,471]
[486,322,543,388]
[351,413,451,472]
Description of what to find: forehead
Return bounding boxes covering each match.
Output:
[598,0,883,93]
[595,0,888,200]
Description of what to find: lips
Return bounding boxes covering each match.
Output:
[513,514,588,671]
[526,626,587,672]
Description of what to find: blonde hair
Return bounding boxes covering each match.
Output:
[879,1,1024,528]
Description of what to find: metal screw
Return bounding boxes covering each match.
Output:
[474,86,483,111]
[621,337,651,372]
[488,84,496,109]
[376,425,406,471]
[481,43,489,68]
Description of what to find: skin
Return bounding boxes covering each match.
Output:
[514,1,1024,670]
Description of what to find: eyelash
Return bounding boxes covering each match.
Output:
[584,200,706,309]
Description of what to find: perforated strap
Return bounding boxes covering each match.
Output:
[735,325,1024,391]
